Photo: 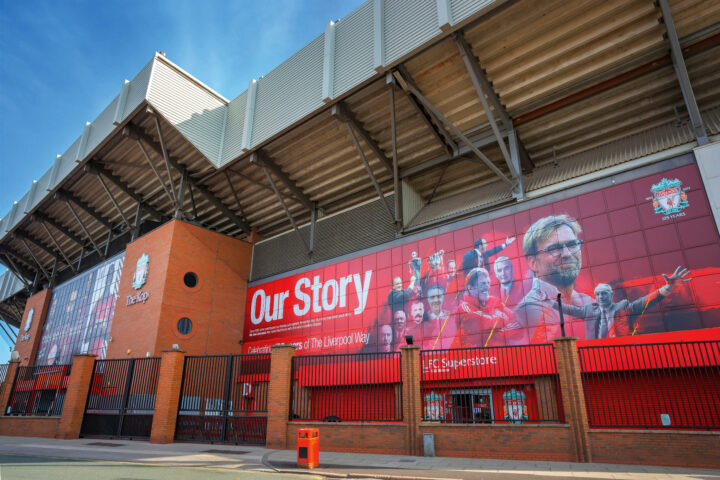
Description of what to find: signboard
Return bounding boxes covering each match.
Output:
[243,163,720,355]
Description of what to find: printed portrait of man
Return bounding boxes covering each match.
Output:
[451,267,522,348]
[491,256,524,308]
[515,214,594,342]
[422,284,456,350]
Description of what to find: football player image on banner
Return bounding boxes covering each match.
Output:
[243,163,720,355]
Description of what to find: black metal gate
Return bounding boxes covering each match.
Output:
[80,357,160,438]
[175,354,270,444]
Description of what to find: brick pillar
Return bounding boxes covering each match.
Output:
[554,337,592,463]
[150,348,186,444]
[266,344,296,449]
[401,345,421,456]
[57,354,97,439]
[0,359,20,415]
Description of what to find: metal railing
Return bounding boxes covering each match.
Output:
[290,352,403,422]
[579,340,720,429]
[6,364,72,416]
[81,357,161,438]
[176,354,270,444]
[0,363,8,384]
[420,344,564,424]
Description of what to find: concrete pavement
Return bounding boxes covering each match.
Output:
[0,436,717,480]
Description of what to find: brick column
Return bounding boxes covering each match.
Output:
[401,345,421,456]
[0,359,20,415]
[266,344,296,449]
[554,337,592,463]
[150,348,186,444]
[57,354,97,439]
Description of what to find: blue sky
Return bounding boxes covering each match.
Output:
[0,0,362,360]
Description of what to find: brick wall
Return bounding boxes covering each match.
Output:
[150,348,186,443]
[420,423,574,461]
[288,423,408,455]
[589,430,720,468]
[108,219,252,358]
[0,417,60,437]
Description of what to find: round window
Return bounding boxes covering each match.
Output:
[183,272,198,288]
[177,317,193,335]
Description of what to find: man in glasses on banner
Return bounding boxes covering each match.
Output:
[515,214,594,343]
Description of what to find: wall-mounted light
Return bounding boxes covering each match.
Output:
[405,335,414,346]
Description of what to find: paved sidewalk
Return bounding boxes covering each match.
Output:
[0,436,717,480]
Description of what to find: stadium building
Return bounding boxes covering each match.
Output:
[0,0,718,467]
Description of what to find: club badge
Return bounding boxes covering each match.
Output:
[649,178,689,217]
[132,253,150,290]
[24,308,34,332]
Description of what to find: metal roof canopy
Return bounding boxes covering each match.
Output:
[1,0,719,326]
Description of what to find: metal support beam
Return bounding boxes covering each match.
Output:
[345,123,396,224]
[55,190,114,230]
[132,136,177,206]
[262,166,309,252]
[508,130,525,199]
[49,257,58,288]
[93,172,132,230]
[224,171,247,220]
[331,102,395,176]
[175,170,188,220]
[131,204,143,241]
[0,320,17,343]
[395,67,514,187]
[658,0,709,146]
[309,206,316,256]
[38,220,77,273]
[1,253,32,291]
[389,81,402,228]
[152,115,178,202]
[250,152,315,211]
[189,183,199,220]
[85,162,164,222]
[19,237,50,281]
[63,199,105,259]
[393,68,457,156]
[124,124,251,235]
[31,212,85,248]
[455,33,522,191]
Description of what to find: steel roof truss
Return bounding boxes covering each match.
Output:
[63,199,105,260]
[85,162,164,222]
[133,137,177,207]
[38,220,77,274]
[188,184,199,221]
[19,237,50,281]
[455,33,524,198]
[31,212,85,248]
[394,68,514,187]
[262,166,309,253]
[224,171,247,221]
[0,253,31,292]
[344,122,396,225]
[125,124,251,235]
[152,115,179,203]
[331,102,395,177]
[174,170,188,220]
[389,79,402,228]
[94,172,132,231]
[55,190,114,231]
[657,0,709,146]
[0,319,17,343]
[392,68,456,157]
[250,152,315,212]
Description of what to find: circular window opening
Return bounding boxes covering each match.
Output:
[183,272,198,288]
[177,317,193,335]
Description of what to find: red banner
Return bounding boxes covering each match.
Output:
[244,163,720,355]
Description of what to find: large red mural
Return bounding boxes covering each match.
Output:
[243,163,720,355]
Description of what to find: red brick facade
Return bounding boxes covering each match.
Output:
[266,344,296,449]
[108,219,252,359]
[13,288,52,366]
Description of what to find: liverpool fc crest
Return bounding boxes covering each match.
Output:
[132,254,150,290]
[650,178,689,216]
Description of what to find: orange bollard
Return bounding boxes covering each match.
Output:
[297,428,319,468]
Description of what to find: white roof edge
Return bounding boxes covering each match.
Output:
[0,0,504,250]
